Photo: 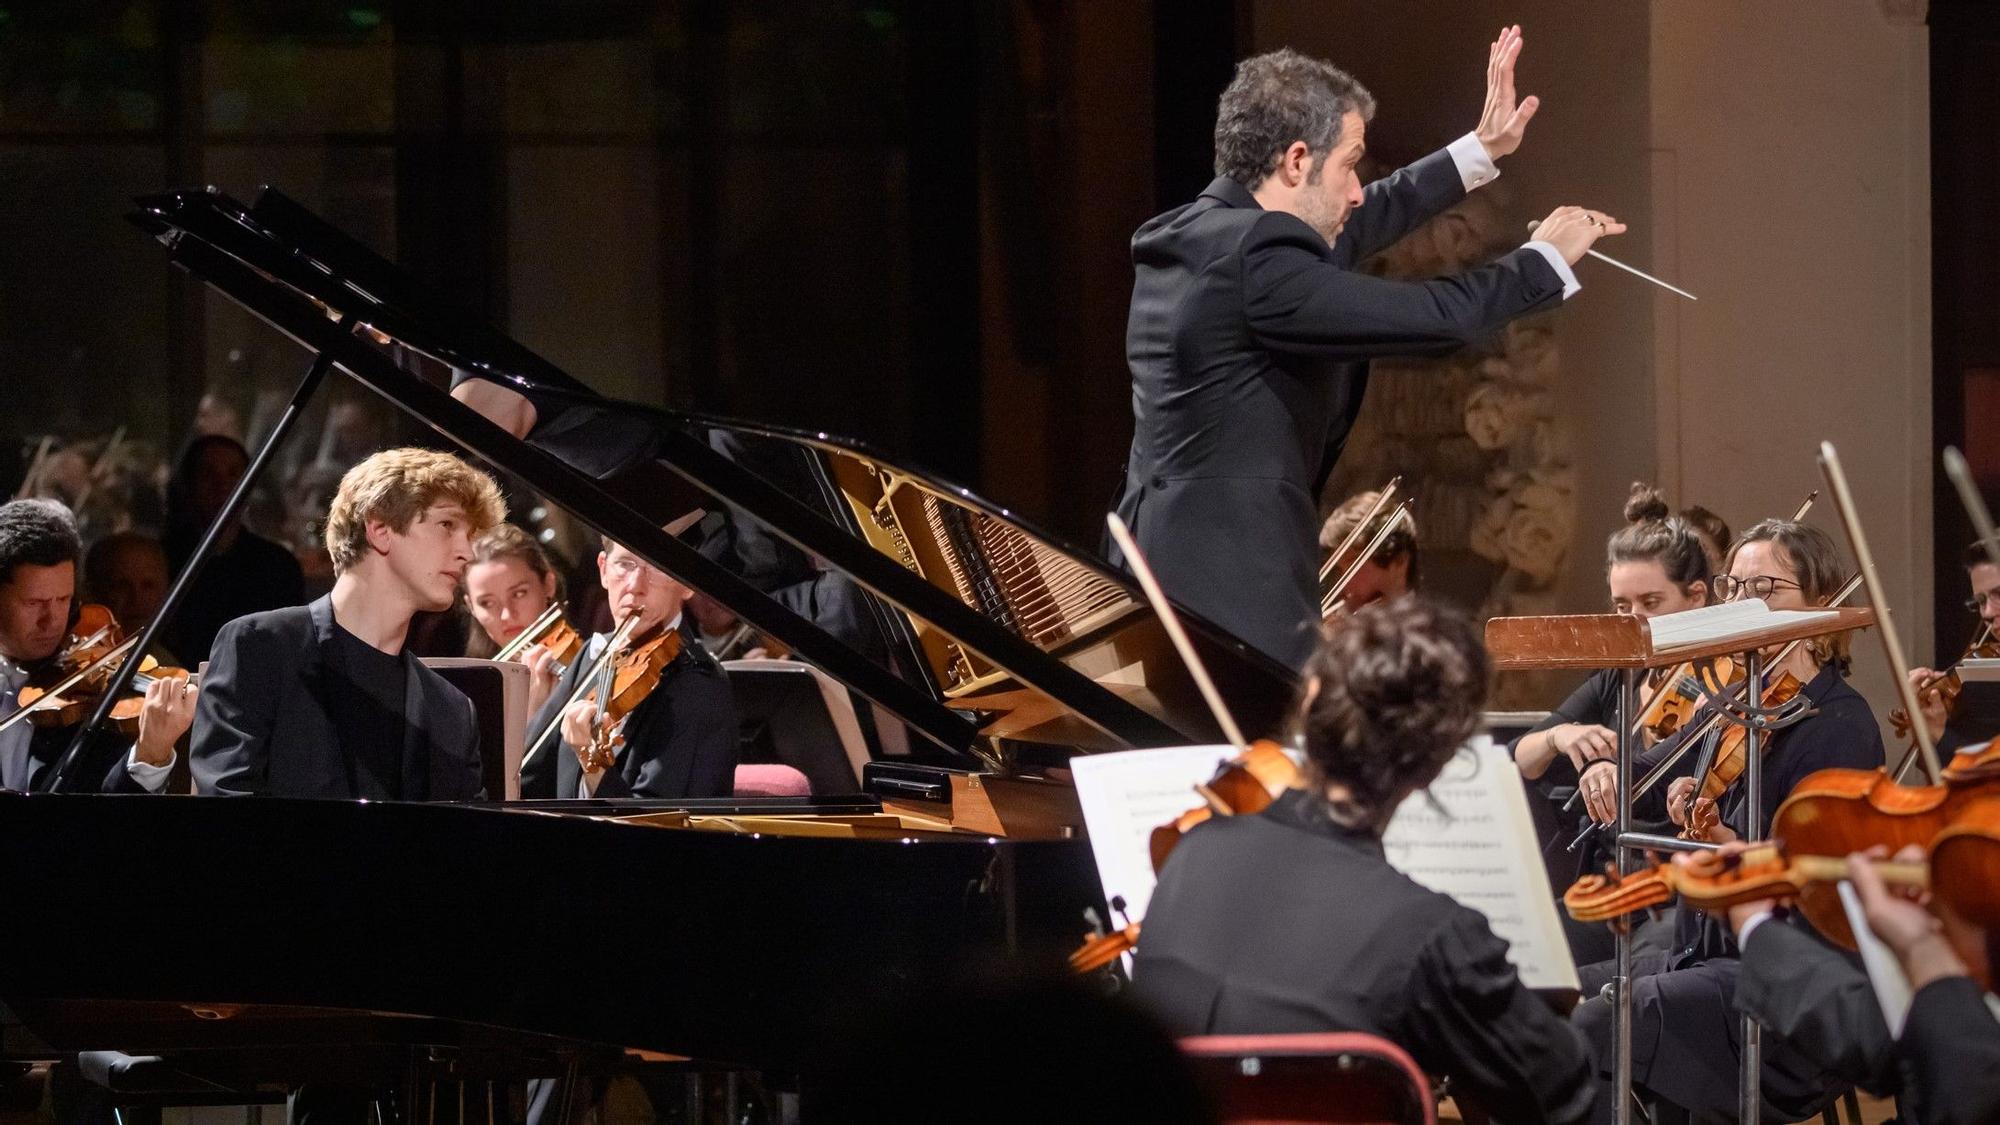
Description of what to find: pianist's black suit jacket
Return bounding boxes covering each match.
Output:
[1111,151,1565,669]
[191,595,484,799]
[1131,788,1596,1125]
[520,629,738,800]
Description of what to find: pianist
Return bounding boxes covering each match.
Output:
[1130,596,1597,1124]
[189,448,505,799]
[525,533,738,800]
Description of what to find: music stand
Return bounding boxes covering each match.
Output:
[423,658,529,801]
[1486,606,1874,1125]
[723,659,872,795]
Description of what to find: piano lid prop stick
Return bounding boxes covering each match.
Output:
[1944,448,2000,568]
[1523,222,1698,301]
[1818,441,1941,784]
[1318,476,1400,585]
[1105,513,1249,754]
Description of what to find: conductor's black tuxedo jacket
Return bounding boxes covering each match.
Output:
[191,595,484,800]
[1111,148,1565,668]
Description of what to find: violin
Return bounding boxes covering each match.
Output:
[577,619,683,774]
[1888,631,1999,741]
[1563,842,1930,948]
[6,605,191,735]
[1146,739,1300,872]
[1678,668,1807,841]
[495,601,585,672]
[1636,655,1743,742]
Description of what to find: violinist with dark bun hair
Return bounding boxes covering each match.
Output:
[1132,596,1597,1125]
[1568,518,1883,1124]
[1511,483,1711,812]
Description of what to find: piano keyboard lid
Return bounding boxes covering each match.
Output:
[129,186,1297,765]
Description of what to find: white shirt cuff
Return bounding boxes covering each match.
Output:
[1446,132,1500,192]
[125,745,175,793]
[1524,241,1583,300]
[1737,908,1778,946]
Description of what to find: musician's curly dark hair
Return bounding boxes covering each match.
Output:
[0,498,80,590]
[1292,597,1490,830]
[1215,49,1376,187]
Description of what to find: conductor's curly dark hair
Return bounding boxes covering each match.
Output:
[1293,597,1491,829]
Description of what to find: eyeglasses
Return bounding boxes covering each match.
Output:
[1712,574,1803,601]
[1965,590,2000,614]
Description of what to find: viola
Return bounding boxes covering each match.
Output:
[577,621,683,774]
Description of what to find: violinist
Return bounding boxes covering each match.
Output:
[1317,489,1417,611]
[1679,502,1732,576]
[0,498,193,794]
[190,449,505,799]
[463,521,566,716]
[1568,519,1884,1124]
[1131,597,1597,1124]
[1512,484,1710,808]
[525,534,737,800]
[1904,538,2000,756]
[1709,840,2000,1125]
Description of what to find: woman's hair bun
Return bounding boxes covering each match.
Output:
[1623,481,1670,525]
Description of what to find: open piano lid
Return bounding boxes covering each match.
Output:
[130,186,1297,766]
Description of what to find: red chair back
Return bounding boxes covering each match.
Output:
[1179,1033,1436,1125]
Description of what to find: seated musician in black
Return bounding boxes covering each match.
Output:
[190,448,505,799]
[523,534,737,800]
[1132,596,1597,1125]
[1568,519,1885,1124]
[1905,538,2000,757]
[0,498,195,793]
[1511,483,1712,814]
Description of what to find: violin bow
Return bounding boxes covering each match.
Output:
[0,634,142,737]
[1945,448,2000,568]
[1322,501,1414,618]
[1819,441,1941,784]
[1105,513,1250,754]
[1318,477,1401,586]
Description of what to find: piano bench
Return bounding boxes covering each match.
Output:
[76,1052,285,1107]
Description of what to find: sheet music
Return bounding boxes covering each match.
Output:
[1646,599,1839,653]
[1071,737,1578,991]
[1383,736,1580,991]
[1839,880,1914,1038]
[1071,744,1241,925]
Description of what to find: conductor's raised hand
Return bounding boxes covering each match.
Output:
[1476,25,1540,160]
[1532,206,1626,264]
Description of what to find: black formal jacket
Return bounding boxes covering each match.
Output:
[1131,789,1596,1125]
[1898,975,2000,1125]
[4,721,154,794]
[521,628,738,800]
[191,596,484,800]
[1110,151,1566,669]
[1734,916,1897,1097]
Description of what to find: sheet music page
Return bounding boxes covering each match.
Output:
[1838,880,1914,1038]
[1382,736,1581,991]
[1070,744,1241,924]
[1646,599,1837,653]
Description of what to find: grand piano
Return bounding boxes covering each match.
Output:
[0,188,1299,1103]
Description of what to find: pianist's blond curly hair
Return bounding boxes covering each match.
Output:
[323,448,505,574]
